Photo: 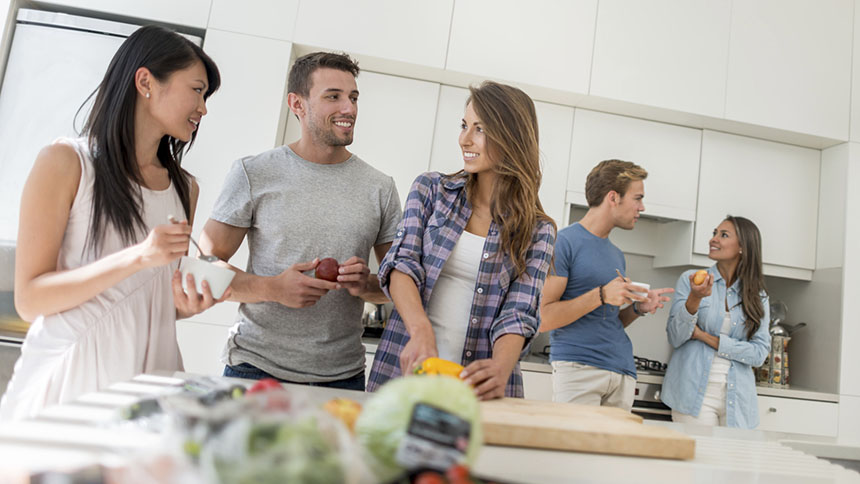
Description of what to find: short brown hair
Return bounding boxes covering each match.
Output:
[287,52,359,97]
[585,159,648,207]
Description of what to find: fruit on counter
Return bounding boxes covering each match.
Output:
[315,257,340,282]
[413,357,465,378]
[446,464,472,484]
[693,269,708,285]
[322,397,362,432]
[414,471,447,484]
[246,377,282,394]
[355,375,482,483]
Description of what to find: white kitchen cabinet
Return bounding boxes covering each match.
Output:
[567,109,702,222]
[176,320,230,376]
[292,0,453,69]
[841,142,860,399]
[181,30,292,326]
[32,0,211,28]
[522,370,553,402]
[365,352,374,385]
[208,0,299,41]
[725,0,852,140]
[838,395,860,444]
[428,85,469,175]
[852,2,860,142]
[446,0,598,94]
[696,131,820,271]
[284,71,440,206]
[590,0,731,118]
[756,395,839,437]
[428,85,573,226]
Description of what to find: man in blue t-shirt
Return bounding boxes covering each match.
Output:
[540,159,673,411]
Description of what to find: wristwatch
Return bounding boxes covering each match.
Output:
[633,301,647,316]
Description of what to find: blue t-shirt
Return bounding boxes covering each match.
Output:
[549,223,636,378]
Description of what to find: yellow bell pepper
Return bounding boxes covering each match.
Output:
[413,357,465,378]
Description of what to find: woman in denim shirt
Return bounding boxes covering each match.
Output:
[662,216,770,428]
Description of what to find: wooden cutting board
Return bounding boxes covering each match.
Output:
[480,398,695,460]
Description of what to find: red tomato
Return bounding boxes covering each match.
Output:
[246,377,282,394]
[414,471,446,484]
[446,464,473,484]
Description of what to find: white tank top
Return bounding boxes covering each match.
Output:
[707,313,734,383]
[0,137,186,421]
[425,230,485,363]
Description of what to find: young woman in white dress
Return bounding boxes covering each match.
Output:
[0,25,227,421]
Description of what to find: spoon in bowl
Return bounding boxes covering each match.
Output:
[167,215,220,263]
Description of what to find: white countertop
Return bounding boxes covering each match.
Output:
[0,371,858,483]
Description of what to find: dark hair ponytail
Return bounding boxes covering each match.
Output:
[81,25,220,254]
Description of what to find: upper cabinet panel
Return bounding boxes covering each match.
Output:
[590,0,731,118]
[429,86,573,225]
[208,0,299,40]
[696,131,820,270]
[568,109,702,221]
[446,0,598,94]
[292,0,454,68]
[725,0,852,140]
[32,0,211,28]
[852,0,860,142]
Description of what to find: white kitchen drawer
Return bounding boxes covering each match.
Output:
[757,395,838,437]
[522,370,553,402]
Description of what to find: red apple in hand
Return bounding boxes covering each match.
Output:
[315,258,339,282]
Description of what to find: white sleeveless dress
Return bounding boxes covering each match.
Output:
[0,137,185,421]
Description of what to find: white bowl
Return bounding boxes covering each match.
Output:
[631,281,650,299]
[178,256,235,299]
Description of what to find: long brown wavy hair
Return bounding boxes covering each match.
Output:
[461,81,556,277]
[726,215,767,339]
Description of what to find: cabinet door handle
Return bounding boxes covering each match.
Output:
[768,407,777,413]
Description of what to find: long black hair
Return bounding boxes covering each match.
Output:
[81,25,220,254]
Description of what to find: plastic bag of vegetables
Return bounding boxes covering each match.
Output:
[160,384,373,484]
[355,375,483,483]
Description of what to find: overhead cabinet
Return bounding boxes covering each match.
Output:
[292,0,454,69]
[695,130,820,271]
[446,0,598,94]
[567,109,702,222]
[32,0,212,28]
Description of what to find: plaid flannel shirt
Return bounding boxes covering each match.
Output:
[366,172,556,397]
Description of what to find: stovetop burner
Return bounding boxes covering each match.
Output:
[634,356,667,375]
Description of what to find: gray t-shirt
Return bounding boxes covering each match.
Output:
[210,145,401,382]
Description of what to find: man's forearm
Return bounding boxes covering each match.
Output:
[539,287,601,332]
[359,275,390,304]
[620,305,639,327]
[221,263,272,304]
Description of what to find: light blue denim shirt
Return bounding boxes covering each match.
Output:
[661,265,771,428]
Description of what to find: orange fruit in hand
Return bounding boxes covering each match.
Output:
[693,270,708,285]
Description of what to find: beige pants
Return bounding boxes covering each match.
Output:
[551,361,636,412]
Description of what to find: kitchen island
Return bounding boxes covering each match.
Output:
[0,372,858,484]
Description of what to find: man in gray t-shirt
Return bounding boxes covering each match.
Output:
[200,52,401,390]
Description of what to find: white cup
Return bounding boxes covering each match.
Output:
[179,256,235,299]
[630,281,650,299]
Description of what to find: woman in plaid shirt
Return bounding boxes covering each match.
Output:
[367,81,557,399]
